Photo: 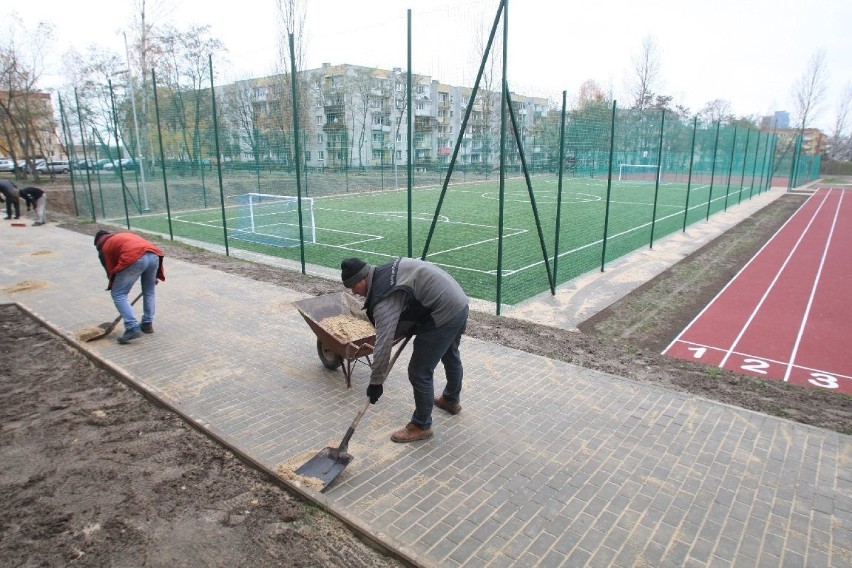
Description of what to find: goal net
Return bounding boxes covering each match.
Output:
[229,193,316,248]
[618,164,660,183]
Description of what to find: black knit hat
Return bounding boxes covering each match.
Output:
[94,230,111,247]
[341,258,370,288]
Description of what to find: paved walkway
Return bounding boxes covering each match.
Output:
[1,195,850,567]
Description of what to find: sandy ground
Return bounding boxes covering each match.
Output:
[1,182,850,565]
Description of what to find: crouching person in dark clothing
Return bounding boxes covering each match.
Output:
[20,187,47,225]
[341,256,469,443]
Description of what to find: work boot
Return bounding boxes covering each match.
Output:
[434,396,462,415]
[390,422,433,443]
[140,322,154,334]
[32,221,44,226]
[117,327,143,344]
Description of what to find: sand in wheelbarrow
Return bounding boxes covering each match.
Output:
[319,314,375,342]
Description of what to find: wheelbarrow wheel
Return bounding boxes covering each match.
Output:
[317,339,343,370]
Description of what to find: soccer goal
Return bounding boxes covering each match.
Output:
[229,193,316,248]
[618,164,661,183]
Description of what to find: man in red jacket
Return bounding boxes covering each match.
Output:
[94,230,165,344]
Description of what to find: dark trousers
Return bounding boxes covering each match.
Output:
[5,198,20,219]
[407,305,468,429]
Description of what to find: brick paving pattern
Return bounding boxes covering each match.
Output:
[1,221,849,567]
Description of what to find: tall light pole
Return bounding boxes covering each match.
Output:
[124,33,150,212]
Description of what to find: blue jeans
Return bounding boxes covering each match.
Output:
[111,252,159,331]
[407,305,468,429]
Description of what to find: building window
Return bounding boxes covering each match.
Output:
[317,133,324,143]
[304,151,311,161]
[318,151,325,161]
[315,116,323,126]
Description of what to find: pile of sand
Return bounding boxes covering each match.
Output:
[75,326,108,342]
[319,314,375,342]
[274,463,327,491]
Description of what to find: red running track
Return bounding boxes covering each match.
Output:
[663,187,852,395]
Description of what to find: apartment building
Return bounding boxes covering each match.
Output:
[223,63,550,171]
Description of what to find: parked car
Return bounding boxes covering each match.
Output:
[0,158,15,172]
[103,158,140,172]
[30,160,71,174]
[75,159,101,171]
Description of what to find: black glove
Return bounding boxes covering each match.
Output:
[366,384,383,404]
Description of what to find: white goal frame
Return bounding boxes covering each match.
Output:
[233,193,316,246]
[617,163,661,182]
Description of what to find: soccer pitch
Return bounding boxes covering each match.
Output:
[118,174,746,305]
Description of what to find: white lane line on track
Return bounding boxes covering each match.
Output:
[662,189,829,355]
[718,189,833,368]
[783,189,844,382]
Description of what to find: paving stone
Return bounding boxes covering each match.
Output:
[2,220,849,568]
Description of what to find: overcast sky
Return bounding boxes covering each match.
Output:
[8,0,852,132]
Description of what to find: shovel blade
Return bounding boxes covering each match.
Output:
[294,447,353,492]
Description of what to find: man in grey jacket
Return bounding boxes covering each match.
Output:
[341,257,469,443]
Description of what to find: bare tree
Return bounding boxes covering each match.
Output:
[625,36,662,110]
[0,13,56,179]
[272,0,309,169]
[345,67,376,169]
[275,0,307,72]
[155,24,225,165]
[60,45,127,164]
[828,81,851,160]
[472,17,501,175]
[791,49,829,131]
[698,99,733,124]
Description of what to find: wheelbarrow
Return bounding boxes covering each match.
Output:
[293,292,386,388]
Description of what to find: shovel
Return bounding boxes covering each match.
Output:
[295,335,411,492]
[85,292,143,342]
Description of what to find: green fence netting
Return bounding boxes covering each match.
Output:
[58,53,817,313]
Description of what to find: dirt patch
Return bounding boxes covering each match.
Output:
[0,306,405,567]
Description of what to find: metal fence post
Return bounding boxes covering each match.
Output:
[682,116,698,232]
[208,55,229,257]
[151,70,174,241]
[705,121,721,221]
[649,108,665,248]
[600,100,617,272]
